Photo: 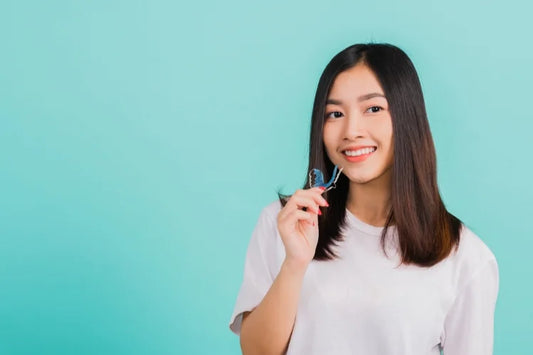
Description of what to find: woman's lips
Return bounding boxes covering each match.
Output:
[342,149,376,163]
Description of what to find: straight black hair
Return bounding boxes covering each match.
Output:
[278,43,462,267]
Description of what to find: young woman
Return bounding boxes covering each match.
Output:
[229,43,499,354]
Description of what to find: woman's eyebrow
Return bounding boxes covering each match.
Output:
[326,92,386,105]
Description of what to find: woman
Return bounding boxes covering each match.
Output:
[229,43,498,354]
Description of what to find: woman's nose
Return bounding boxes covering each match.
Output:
[343,113,366,139]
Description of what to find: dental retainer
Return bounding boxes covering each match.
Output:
[308,165,343,192]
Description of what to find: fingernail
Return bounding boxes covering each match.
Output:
[324,201,329,207]
[317,209,322,215]
[318,186,326,191]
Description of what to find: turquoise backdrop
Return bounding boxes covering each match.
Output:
[1,0,531,354]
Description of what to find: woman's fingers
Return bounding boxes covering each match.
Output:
[285,189,328,212]
[278,205,315,225]
[278,192,327,231]
[279,199,319,220]
[289,209,317,227]
[303,187,329,207]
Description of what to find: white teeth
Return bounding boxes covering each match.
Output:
[344,147,376,157]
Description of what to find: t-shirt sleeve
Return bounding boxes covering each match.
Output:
[229,204,281,335]
[441,257,499,354]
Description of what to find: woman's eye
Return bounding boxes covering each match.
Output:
[326,111,343,119]
[366,106,383,113]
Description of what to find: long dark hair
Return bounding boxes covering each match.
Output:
[278,43,462,267]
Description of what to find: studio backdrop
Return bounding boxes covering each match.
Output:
[1,0,531,354]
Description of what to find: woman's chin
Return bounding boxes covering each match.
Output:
[346,170,391,185]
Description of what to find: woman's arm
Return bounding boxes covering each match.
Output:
[240,259,307,355]
[235,188,326,354]
[441,258,499,354]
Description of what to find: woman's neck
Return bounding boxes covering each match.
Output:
[346,178,392,227]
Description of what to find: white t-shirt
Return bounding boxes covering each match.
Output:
[229,200,499,354]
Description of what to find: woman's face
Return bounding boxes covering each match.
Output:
[322,63,394,186]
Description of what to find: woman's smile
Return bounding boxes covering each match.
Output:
[342,146,377,162]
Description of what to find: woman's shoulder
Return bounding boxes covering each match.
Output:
[249,200,284,245]
[259,199,284,219]
[454,224,497,264]
[249,200,286,268]
[445,224,498,289]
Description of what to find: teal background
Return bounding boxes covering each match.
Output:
[1,0,531,354]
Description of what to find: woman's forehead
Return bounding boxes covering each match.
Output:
[328,65,385,99]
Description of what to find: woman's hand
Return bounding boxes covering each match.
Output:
[276,187,329,269]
